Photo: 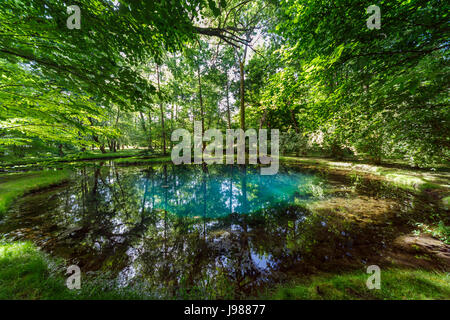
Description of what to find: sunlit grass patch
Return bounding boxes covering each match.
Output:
[268,269,450,300]
[413,222,450,245]
[280,156,447,191]
[0,170,71,216]
[113,155,171,165]
[0,149,144,168]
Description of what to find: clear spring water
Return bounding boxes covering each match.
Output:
[1,162,445,298]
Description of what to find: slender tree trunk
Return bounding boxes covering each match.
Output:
[259,108,268,130]
[111,107,120,152]
[239,61,245,132]
[226,76,231,129]
[147,112,153,151]
[192,104,195,132]
[170,103,174,149]
[290,109,300,133]
[139,112,147,132]
[88,117,106,153]
[198,64,205,149]
[157,64,166,155]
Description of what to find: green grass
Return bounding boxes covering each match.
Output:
[0,149,145,168]
[0,169,71,216]
[413,221,450,245]
[2,240,449,300]
[0,240,153,300]
[267,269,450,300]
[0,241,69,299]
[113,155,171,165]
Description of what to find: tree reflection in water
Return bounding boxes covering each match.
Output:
[2,162,444,298]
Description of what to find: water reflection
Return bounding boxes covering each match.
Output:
[1,163,446,298]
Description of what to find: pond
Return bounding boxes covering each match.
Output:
[0,162,445,298]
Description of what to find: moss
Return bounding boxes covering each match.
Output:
[0,169,71,216]
[267,269,450,300]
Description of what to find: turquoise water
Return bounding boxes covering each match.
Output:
[137,164,324,218]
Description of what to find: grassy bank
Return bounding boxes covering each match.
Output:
[113,155,172,165]
[4,150,447,195]
[280,156,449,191]
[0,240,152,300]
[268,269,450,300]
[0,149,145,169]
[0,169,71,216]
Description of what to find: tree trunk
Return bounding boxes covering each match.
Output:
[139,111,153,151]
[148,112,153,151]
[157,64,166,155]
[259,108,268,130]
[239,61,245,132]
[88,117,106,153]
[226,76,231,129]
[198,64,205,148]
[290,109,300,133]
[170,103,174,149]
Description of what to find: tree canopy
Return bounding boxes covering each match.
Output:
[1,0,448,166]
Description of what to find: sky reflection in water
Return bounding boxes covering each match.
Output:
[2,162,437,298]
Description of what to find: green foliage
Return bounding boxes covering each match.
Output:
[113,155,171,165]
[280,130,309,156]
[0,149,143,168]
[0,240,69,299]
[0,0,222,157]
[1,1,448,165]
[261,0,449,166]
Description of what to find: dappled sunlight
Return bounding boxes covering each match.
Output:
[309,196,398,224]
